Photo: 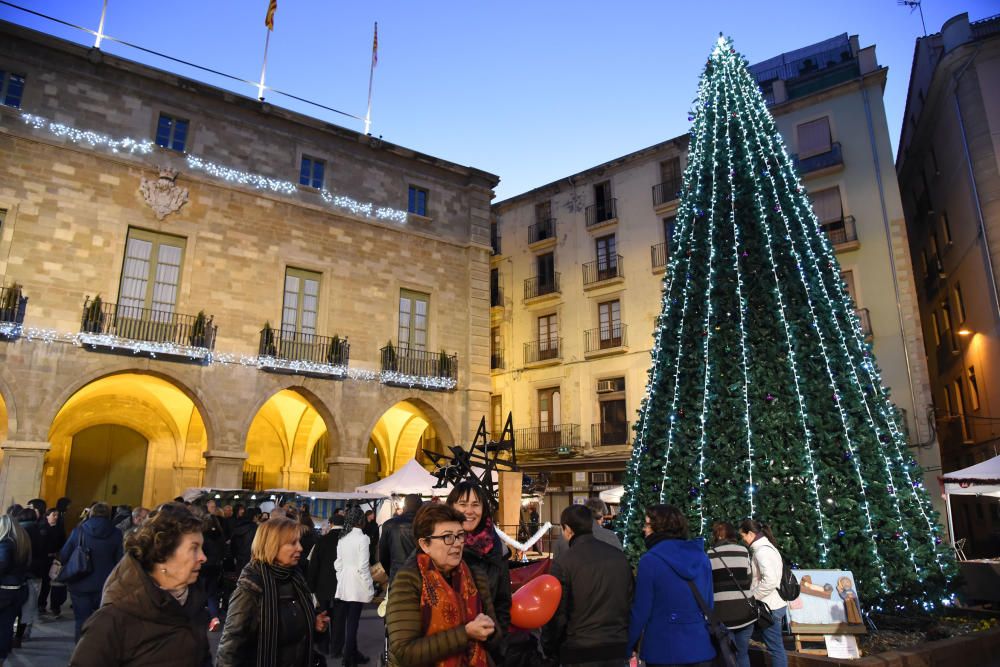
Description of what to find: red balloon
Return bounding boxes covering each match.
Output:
[510,573,562,630]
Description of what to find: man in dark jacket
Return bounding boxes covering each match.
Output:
[15,508,44,645]
[378,494,421,585]
[37,508,66,618]
[58,502,124,640]
[307,513,343,656]
[541,504,634,667]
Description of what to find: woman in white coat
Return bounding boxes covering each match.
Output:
[739,519,788,667]
[335,506,375,667]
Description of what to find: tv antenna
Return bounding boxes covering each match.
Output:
[898,0,927,37]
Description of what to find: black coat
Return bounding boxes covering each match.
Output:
[462,531,512,640]
[378,512,416,584]
[67,555,211,667]
[38,519,66,560]
[19,519,46,578]
[201,516,225,573]
[306,530,340,601]
[229,519,257,574]
[541,533,634,664]
[363,521,379,566]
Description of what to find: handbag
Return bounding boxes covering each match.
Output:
[48,559,63,582]
[710,547,773,630]
[56,527,93,584]
[685,580,739,667]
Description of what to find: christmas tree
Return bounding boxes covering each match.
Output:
[618,36,955,608]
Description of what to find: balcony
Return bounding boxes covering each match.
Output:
[583,255,624,287]
[793,142,843,176]
[585,199,618,228]
[821,215,858,250]
[584,324,628,355]
[258,328,350,378]
[855,308,872,338]
[78,297,217,363]
[380,343,458,390]
[524,338,562,365]
[652,178,683,207]
[528,218,556,245]
[524,274,560,302]
[515,424,581,457]
[491,349,505,371]
[591,421,631,447]
[651,243,667,271]
[0,284,27,339]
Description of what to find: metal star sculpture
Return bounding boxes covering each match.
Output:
[425,413,517,512]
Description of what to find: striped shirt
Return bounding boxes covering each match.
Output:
[708,541,757,630]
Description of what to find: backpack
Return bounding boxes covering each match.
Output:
[776,553,800,601]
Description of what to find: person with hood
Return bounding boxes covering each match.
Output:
[216,517,329,667]
[739,519,788,667]
[334,506,375,667]
[446,481,512,649]
[58,502,124,640]
[541,504,633,667]
[628,504,715,666]
[14,508,44,647]
[67,502,211,667]
[229,505,258,575]
[0,514,31,664]
[37,507,67,618]
[378,494,420,587]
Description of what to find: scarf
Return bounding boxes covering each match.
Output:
[417,553,489,667]
[643,531,672,550]
[256,562,315,667]
[462,517,495,557]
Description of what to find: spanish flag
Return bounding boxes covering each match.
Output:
[264,0,277,31]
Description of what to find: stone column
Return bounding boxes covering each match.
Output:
[0,440,50,509]
[203,449,248,489]
[326,456,370,492]
[173,463,206,496]
[281,465,312,491]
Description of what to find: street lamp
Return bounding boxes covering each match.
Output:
[957,326,973,337]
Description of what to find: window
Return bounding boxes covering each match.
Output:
[930,312,940,345]
[537,314,558,359]
[490,268,501,307]
[940,212,952,246]
[281,268,321,335]
[659,157,681,190]
[941,304,953,344]
[491,395,503,438]
[299,156,325,189]
[811,187,847,242]
[118,228,186,315]
[535,201,552,223]
[598,300,622,348]
[954,380,970,441]
[593,180,613,219]
[536,252,555,289]
[538,387,561,433]
[595,234,618,279]
[155,113,189,152]
[490,327,502,369]
[840,270,857,303]
[398,289,429,350]
[408,186,429,216]
[597,377,627,446]
[953,283,966,324]
[968,366,981,411]
[0,70,25,108]
[797,117,832,158]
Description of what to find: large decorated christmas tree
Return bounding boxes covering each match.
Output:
[618,36,955,608]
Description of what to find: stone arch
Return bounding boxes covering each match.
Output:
[0,365,19,441]
[363,397,457,480]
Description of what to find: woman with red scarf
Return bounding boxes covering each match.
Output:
[386,504,500,666]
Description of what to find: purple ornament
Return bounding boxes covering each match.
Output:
[765,393,775,403]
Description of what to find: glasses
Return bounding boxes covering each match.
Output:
[426,531,466,546]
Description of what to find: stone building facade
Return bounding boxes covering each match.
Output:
[0,22,497,510]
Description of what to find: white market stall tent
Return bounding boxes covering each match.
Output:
[356,459,452,523]
[942,455,1000,545]
[599,485,625,505]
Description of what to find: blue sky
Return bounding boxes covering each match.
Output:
[2,1,996,200]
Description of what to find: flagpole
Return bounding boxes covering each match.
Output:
[257,28,271,101]
[94,0,108,49]
[364,22,377,135]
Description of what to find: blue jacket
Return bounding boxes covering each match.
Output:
[59,518,123,594]
[628,536,715,665]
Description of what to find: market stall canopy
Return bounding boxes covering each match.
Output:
[942,455,1000,498]
[599,485,624,504]
[356,459,452,497]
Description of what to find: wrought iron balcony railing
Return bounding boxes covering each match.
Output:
[258,329,350,367]
[855,308,872,337]
[80,297,217,350]
[529,218,556,244]
[242,463,264,491]
[524,273,560,300]
[583,255,623,285]
[652,177,683,206]
[821,215,857,248]
[491,349,505,370]
[651,242,667,270]
[585,199,618,227]
[380,344,458,381]
[524,338,561,364]
[584,324,627,352]
[793,142,843,175]
[0,285,27,337]
[515,424,581,454]
[591,421,631,447]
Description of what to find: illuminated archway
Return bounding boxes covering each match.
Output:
[244,389,331,491]
[46,372,209,507]
[365,400,455,480]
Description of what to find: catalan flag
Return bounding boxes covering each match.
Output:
[372,22,378,67]
[264,0,277,31]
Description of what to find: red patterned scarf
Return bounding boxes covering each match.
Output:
[462,517,495,557]
[417,552,489,667]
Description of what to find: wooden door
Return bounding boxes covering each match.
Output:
[66,425,148,514]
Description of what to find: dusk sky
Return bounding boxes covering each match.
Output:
[2,1,997,200]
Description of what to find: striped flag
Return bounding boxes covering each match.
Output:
[372,22,378,67]
[264,0,277,31]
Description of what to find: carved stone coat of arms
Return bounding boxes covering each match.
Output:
[140,168,188,220]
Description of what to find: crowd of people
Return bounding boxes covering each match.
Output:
[0,488,793,667]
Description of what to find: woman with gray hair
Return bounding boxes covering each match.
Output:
[334,506,374,667]
[0,514,31,663]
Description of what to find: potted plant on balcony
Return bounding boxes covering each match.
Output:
[189,310,209,348]
[261,321,277,357]
[383,340,397,372]
[0,283,22,323]
[437,349,451,378]
[82,294,105,333]
[326,334,345,366]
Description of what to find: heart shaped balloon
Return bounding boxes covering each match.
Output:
[510,573,562,630]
